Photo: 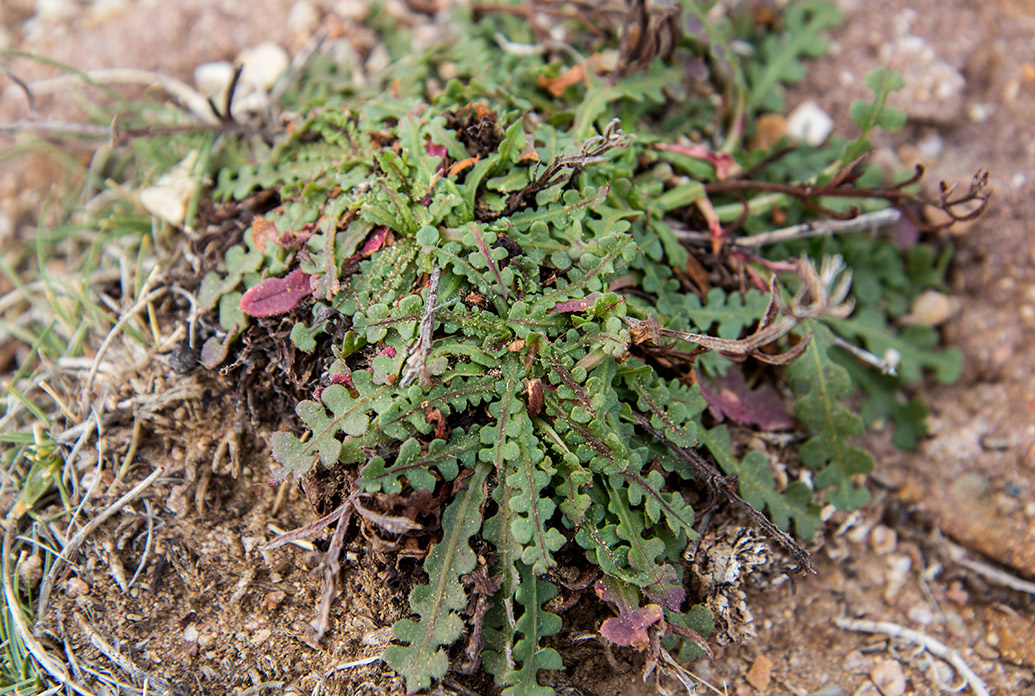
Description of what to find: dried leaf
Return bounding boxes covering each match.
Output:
[537,61,588,98]
[251,216,317,252]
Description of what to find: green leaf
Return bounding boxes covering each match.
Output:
[270,372,391,481]
[385,463,491,694]
[507,434,565,574]
[698,425,822,539]
[840,67,906,165]
[745,1,843,113]
[501,563,562,696]
[787,324,873,510]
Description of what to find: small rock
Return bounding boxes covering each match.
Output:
[907,605,935,626]
[884,554,913,602]
[138,150,200,228]
[927,661,955,688]
[869,525,897,556]
[810,687,844,696]
[86,0,131,23]
[17,554,42,588]
[843,649,867,671]
[182,625,199,643]
[34,0,79,24]
[251,628,273,645]
[853,683,880,696]
[973,640,999,660]
[787,101,834,146]
[335,0,368,21]
[908,290,959,326]
[237,42,290,91]
[915,133,944,161]
[870,659,906,696]
[750,113,788,151]
[287,0,321,37]
[194,61,234,100]
[65,577,90,598]
[263,590,287,612]
[746,655,773,692]
[944,581,969,606]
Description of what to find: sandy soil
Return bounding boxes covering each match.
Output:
[1,1,1032,695]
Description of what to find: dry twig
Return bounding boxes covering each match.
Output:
[835,617,990,696]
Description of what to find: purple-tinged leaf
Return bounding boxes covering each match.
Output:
[595,578,663,651]
[239,269,313,317]
[549,293,601,314]
[699,367,794,431]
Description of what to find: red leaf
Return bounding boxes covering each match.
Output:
[698,367,794,431]
[239,269,313,317]
[344,226,389,266]
[656,143,739,180]
[330,370,359,398]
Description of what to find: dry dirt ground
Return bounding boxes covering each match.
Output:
[1,1,1033,695]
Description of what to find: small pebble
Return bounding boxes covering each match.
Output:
[182,625,199,643]
[843,650,867,671]
[251,628,272,645]
[869,525,897,555]
[287,0,320,37]
[194,61,234,100]
[909,290,959,326]
[870,659,906,696]
[810,687,844,696]
[65,577,90,598]
[853,683,880,696]
[746,655,773,691]
[907,605,935,626]
[263,590,287,612]
[237,42,290,91]
[787,101,834,146]
[945,582,969,606]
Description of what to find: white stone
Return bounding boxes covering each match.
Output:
[182,625,199,643]
[787,101,834,146]
[87,0,130,23]
[194,61,234,100]
[34,0,78,24]
[335,0,367,21]
[909,290,959,326]
[237,42,290,91]
[139,150,201,228]
[916,133,944,160]
[907,605,935,626]
[287,0,320,36]
[871,660,906,696]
